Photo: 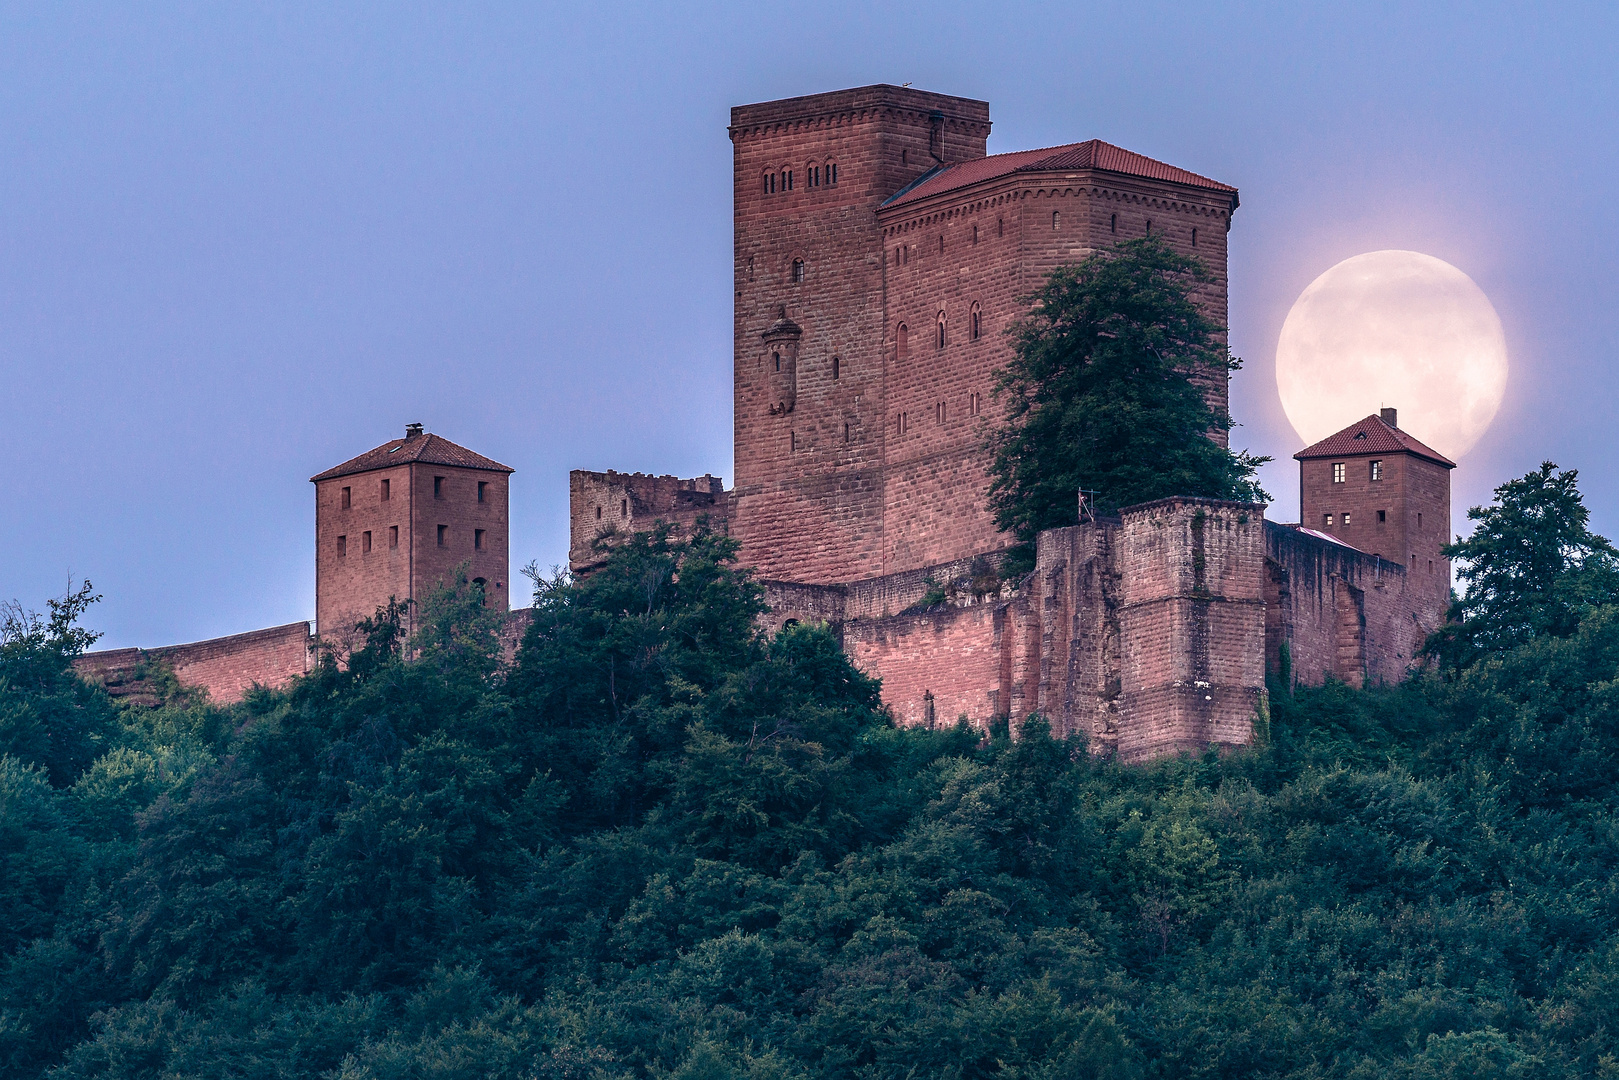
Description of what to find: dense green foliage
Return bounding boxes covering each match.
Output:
[986,237,1268,540]
[1434,461,1619,668]
[8,525,1619,1077]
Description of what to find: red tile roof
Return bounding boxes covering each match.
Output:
[311,432,514,482]
[1293,414,1455,469]
[880,139,1237,211]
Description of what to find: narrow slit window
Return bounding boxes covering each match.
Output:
[790,430,797,453]
[380,478,390,501]
[792,258,805,283]
[829,162,837,185]
[773,352,781,372]
[897,323,908,359]
[938,234,944,253]
[477,480,488,503]
[362,530,372,554]
[595,506,602,520]
[998,217,1004,237]
[1052,210,1060,230]
[437,524,446,546]
[972,224,978,244]
[1110,213,1117,233]
[936,311,946,350]
[1145,219,1152,234]
[337,535,347,556]
[621,498,627,517]
[341,486,351,509]
[970,302,981,340]
[475,528,485,551]
[831,356,840,381]
[434,475,445,498]
[1377,510,1387,523]
[843,422,849,442]
[389,525,399,548]
[785,169,793,191]
[1191,227,1198,247]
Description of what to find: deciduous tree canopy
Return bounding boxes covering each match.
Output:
[4,525,1619,1078]
[986,237,1268,541]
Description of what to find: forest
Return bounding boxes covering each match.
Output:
[4,459,1619,1079]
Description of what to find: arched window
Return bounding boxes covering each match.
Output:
[897,323,909,359]
[938,234,944,254]
[808,164,819,188]
[1052,210,1060,230]
[785,169,793,191]
[832,356,840,381]
[773,352,781,372]
[1191,227,1198,247]
[936,311,947,349]
[1145,219,1152,235]
[792,258,805,283]
[1110,213,1117,234]
[972,224,978,244]
[764,172,775,195]
[828,162,837,185]
[970,302,981,341]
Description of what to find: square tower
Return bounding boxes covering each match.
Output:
[312,424,513,638]
[729,85,992,585]
[1295,408,1454,618]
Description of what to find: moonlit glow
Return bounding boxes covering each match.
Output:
[1275,250,1508,456]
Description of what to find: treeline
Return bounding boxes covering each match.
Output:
[4,469,1619,1078]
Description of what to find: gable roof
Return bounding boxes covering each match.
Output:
[880,139,1237,212]
[1293,414,1455,469]
[311,432,514,482]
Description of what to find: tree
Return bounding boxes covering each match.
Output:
[985,237,1268,542]
[1437,461,1619,664]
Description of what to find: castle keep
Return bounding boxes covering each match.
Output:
[78,85,1455,761]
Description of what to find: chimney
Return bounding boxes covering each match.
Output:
[405,422,424,439]
[1380,407,1397,428]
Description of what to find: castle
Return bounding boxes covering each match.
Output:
[77,85,1454,760]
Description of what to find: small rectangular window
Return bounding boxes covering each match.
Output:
[475,528,485,551]
[1370,460,1383,481]
[389,525,399,548]
[434,476,445,498]
[477,480,488,503]
[380,478,390,501]
[362,530,371,553]
[337,535,347,556]
[1323,514,1333,527]
[1377,510,1386,523]
[341,486,351,509]
[1343,512,1352,526]
[1332,462,1346,483]
[437,524,447,546]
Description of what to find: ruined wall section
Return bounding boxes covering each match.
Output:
[569,471,728,573]
[1032,520,1124,752]
[1115,499,1266,761]
[1264,523,1439,689]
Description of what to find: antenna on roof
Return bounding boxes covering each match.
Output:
[405,422,424,439]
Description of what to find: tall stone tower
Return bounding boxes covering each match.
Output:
[311,424,513,638]
[729,86,993,585]
[1294,408,1454,620]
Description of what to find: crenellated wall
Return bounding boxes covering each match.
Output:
[569,470,729,571]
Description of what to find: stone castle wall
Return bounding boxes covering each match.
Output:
[76,621,315,706]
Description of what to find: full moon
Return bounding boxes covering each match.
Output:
[1275,250,1508,457]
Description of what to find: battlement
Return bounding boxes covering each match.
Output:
[568,470,730,572]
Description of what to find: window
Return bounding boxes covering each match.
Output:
[478,480,488,503]
[998,217,1004,237]
[475,528,485,551]
[1145,219,1152,234]
[936,400,946,424]
[784,169,793,191]
[808,165,819,187]
[1110,213,1117,233]
[1191,227,1198,247]
[1323,514,1333,527]
[434,475,445,498]
[1343,512,1352,525]
[790,430,798,453]
[389,525,398,548]
[773,352,781,372]
[792,258,805,283]
[595,506,602,520]
[970,302,981,340]
[341,486,351,509]
[936,311,947,349]
[831,356,840,381]
[1418,513,1423,527]
[828,162,837,185]
[621,498,627,517]
[1332,463,1346,483]
[1377,510,1386,523]
[938,234,944,254]
[843,422,850,442]
[437,524,447,546]
[897,323,909,359]
[1429,560,1434,574]
[969,391,981,416]
[747,256,754,281]
[362,530,371,553]
[380,478,390,501]
[897,412,909,434]
[764,172,774,194]
[1052,210,1060,230]
[902,149,908,165]
[1370,460,1383,481]
[337,535,347,556]
[972,224,978,244]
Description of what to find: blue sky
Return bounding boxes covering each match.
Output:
[2,2,1615,647]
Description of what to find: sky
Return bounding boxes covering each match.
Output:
[1,2,1615,649]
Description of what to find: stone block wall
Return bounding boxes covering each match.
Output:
[76,621,314,705]
[569,470,728,572]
